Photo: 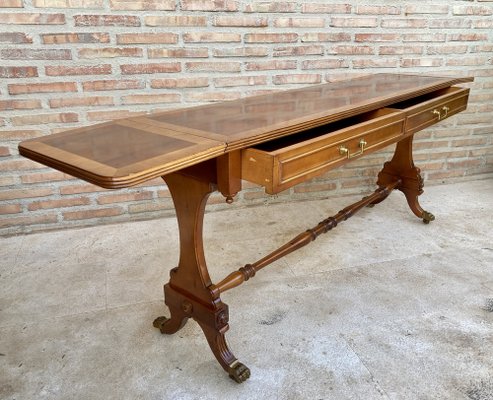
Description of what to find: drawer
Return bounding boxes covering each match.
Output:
[389,86,470,134]
[241,108,405,194]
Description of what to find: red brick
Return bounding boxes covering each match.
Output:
[353,59,398,68]
[0,32,32,43]
[356,5,400,14]
[273,74,322,85]
[0,99,42,111]
[63,207,124,220]
[355,33,399,42]
[427,45,468,55]
[245,33,298,43]
[74,14,140,26]
[446,57,489,66]
[128,202,168,213]
[185,92,241,102]
[120,63,181,74]
[448,33,488,41]
[122,93,180,105]
[116,33,178,44]
[402,34,446,42]
[145,15,206,26]
[49,96,113,108]
[214,75,267,87]
[0,204,21,215]
[379,45,424,55]
[330,45,375,55]
[148,48,208,58]
[245,60,296,71]
[8,82,77,95]
[183,32,241,43]
[0,146,11,156]
[473,20,493,28]
[182,0,238,11]
[401,58,443,67]
[453,5,492,15]
[151,77,209,88]
[78,47,143,58]
[0,13,65,24]
[41,32,109,43]
[45,64,111,76]
[82,79,143,91]
[381,19,427,28]
[1,48,71,60]
[96,191,153,204]
[0,187,53,201]
[59,184,102,194]
[1,130,42,140]
[0,214,58,229]
[301,3,351,13]
[0,66,38,78]
[0,0,23,6]
[21,171,71,183]
[245,2,296,12]
[330,17,378,27]
[428,19,471,29]
[12,112,78,125]
[274,17,324,27]
[186,62,240,72]
[110,0,175,10]
[28,197,91,211]
[302,59,349,69]
[0,176,16,187]
[33,0,103,7]
[0,158,47,171]
[213,47,268,57]
[302,32,351,42]
[405,5,448,14]
[214,16,268,27]
[87,109,145,121]
[274,45,324,57]
[294,182,336,193]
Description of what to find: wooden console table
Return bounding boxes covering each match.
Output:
[19,73,472,382]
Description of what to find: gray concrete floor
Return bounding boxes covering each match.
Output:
[1,179,493,400]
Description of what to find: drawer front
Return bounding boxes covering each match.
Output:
[404,87,470,134]
[241,109,405,194]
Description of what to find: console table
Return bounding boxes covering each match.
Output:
[19,73,472,382]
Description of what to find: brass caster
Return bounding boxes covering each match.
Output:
[422,211,435,224]
[153,316,169,333]
[228,361,251,383]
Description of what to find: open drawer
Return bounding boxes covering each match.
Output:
[389,86,470,134]
[241,108,405,194]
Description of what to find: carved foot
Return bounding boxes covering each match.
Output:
[228,361,251,383]
[422,210,435,224]
[153,310,188,335]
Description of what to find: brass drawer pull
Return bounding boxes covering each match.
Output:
[339,139,367,159]
[432,106,450,121]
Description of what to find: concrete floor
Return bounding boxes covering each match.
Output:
[1,179,492,400]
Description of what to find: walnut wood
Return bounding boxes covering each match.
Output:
[18,74,472,188]
[213,180,401,294]
[16,73,473,383]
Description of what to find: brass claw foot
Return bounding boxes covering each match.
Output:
[153,316,168,331]
[422,211,435,224]
[228,361,251,383]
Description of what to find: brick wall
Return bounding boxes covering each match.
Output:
[1,0,492,236]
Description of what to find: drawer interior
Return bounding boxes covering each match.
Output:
[252,108,399,153]
[387,86,463,109]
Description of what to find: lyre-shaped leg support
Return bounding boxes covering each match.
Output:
[153,172,250,383]
[376,135,435,223]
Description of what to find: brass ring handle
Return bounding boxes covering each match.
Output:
[442,106,450,118]
[339,139,367,159]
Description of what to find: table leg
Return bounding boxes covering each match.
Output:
[376,135,435,224]
[153,172,250,383]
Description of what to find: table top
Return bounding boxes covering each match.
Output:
[19,73,472,188]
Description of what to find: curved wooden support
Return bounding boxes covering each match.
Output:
[214,180,400,295]
[377,135,434,223]
[153,170,249,382]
